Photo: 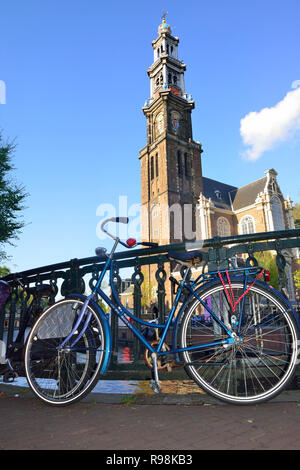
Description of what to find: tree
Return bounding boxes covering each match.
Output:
[0,134,28,260]
[294,260,300,294]
[0,265,10,277]
[293,203,300,228]
[255,251,279,290]
[141,268,156,312]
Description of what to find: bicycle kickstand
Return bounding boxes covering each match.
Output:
[149,353,162,394]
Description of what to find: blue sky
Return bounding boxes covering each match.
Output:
[0,0,299,273]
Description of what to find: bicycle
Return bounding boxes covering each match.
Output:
[24,217,300,406]
[0,279,54,382]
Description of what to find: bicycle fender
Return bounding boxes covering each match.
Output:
[254,279,300,329]
[218,275,300,329]
[67,293,112,375]
[192,276,300,330]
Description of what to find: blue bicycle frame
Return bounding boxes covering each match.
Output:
[61,216,299,376]
[63,253,273,376]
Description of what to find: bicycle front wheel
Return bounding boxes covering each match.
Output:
[24,298,107,406]
[179,280,299,405]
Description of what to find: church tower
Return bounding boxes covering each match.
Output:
[139,16,203,247]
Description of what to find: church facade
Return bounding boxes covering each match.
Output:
[139,17,298,302]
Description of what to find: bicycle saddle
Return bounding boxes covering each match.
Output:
[168,250,203,266]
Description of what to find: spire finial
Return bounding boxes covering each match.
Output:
[161,10,168,22]
[158,11,171,34]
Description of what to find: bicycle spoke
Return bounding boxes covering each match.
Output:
[180,280,298,404]
[25,299,106,405]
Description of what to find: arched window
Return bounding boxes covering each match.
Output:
[271,196,284,230]
[150,156,154,180]
[155,153,159,177]
[166,44,169,54]
[157,49,160,58]
[151,205,159,239]
[177,151,182,175]
[270,178,276,193]
[240,215,255,234]
[184,153,190,177]
[217,217,230,237]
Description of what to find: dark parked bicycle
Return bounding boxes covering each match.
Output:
[0,279,54,382]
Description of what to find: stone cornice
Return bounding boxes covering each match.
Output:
[142,89,194,115]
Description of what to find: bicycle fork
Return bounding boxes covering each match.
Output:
[149,353,162,393]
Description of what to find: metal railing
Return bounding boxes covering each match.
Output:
[2,228,300,375]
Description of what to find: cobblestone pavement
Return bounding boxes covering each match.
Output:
[1,382,300,451]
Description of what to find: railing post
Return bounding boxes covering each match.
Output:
[111,263,121,367]
[131,259,144,361]
[61,258,85,297]
[156,258,166,324]
[6,287,17,354]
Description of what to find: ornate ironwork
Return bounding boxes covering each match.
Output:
[1,228,300,372]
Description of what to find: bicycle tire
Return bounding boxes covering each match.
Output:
[179,279,299,405]
[24,298,107,406]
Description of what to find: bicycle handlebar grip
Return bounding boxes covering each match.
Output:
[100,217,129,231]
[115,217,129,224]
[141,242,159,247]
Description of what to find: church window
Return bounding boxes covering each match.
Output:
[160,74,163,85]
[271,196,284,230]
[151,205,159,240]
[150,156,154,180]
[166,44,169,54]
[155,153,159,177]
[184,153,190,177]
[171,45,173,55]
[168,73,172,84]
[177,151,182,175]
[156,76,160,86]
[152,206,159,218]
[173,75,177,85]
[217,217,230,237]
[271,178,276,193]
[240,215,255,234]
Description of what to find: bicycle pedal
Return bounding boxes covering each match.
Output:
[3,370,18,383]
[149,379,162,394]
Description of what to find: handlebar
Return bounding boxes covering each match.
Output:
[99,217,159,249]
[100,217,129,232]
[139,242,159,247]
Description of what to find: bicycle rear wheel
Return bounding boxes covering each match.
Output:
[24,298,107,406]
[179,280,299,405]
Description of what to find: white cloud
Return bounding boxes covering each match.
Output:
[292,80,300,89]
[240,84,300,161]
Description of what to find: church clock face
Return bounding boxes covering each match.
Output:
[156,112,164,134]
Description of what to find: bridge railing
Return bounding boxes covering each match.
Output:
[1,228,300,373]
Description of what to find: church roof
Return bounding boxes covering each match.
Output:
[202,176,267,211]
[202,177,237,210]
[230,177,267,210]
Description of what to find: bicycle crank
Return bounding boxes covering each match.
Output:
[144,341,175,372]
